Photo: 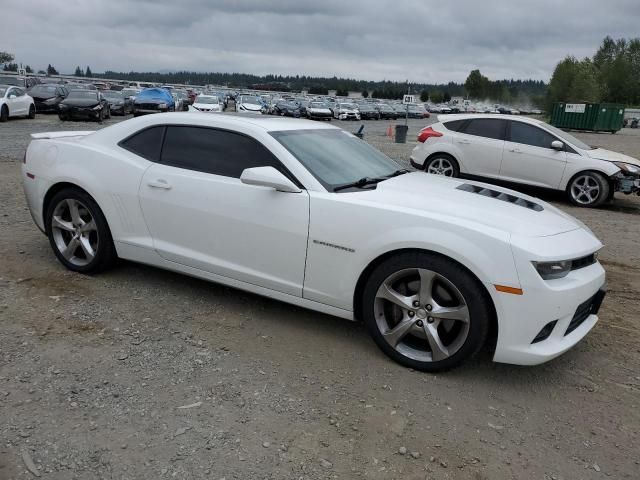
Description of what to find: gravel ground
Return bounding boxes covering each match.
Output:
[1,113,639,480]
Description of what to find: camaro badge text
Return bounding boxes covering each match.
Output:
[313,239,355,253]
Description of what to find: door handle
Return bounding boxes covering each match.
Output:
[508,148,523,153]
[456,139,471,144]
[147,179,172,190]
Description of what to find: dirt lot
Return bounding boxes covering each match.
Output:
[1,114,639,480]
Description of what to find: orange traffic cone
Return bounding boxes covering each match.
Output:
[386,123,394,137]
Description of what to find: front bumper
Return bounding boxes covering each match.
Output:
[492,229,606,365]
[612,172,640,195]
[60,107,102,119]
[338,113,360,120]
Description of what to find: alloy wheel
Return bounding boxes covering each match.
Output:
[570,175,600,205]
[373,268,470,362]
[50,198,99,267]
[427,158,455,176]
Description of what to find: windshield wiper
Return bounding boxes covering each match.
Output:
[386,169,410,178]
[333,170,410,192]
[334,177,385,192]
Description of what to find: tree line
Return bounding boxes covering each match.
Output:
[546,36,640,109]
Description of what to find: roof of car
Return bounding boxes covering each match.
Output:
[112,112,341,134]
[437,113,543,125]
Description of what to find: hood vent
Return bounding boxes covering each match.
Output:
[456,183,544,212]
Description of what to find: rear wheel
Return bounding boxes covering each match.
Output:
[424,155,459,177]
[45,188,117,273]
[567,172,610,207]
[361,252,491,371]
[28,104,36,119]
[0,105,8,122]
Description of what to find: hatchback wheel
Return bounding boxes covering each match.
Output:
[28,105,36,119]
[0,105,8,122]
[568,172,610,207]
[45,189,117,273]
[425,155,459,177]
[362,252,490,371]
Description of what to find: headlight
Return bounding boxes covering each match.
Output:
[158,103,167,109]
[532,260,572,280]
[613,161,640,174]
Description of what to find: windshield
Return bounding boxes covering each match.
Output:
[240,95,261,105]
[103,92,122,99]
[0,76,23,86]
[271,129,400,191]
[68,90,98,99]
[30,85,58,95]
[309,102,327,108]
[540,123,593,150]
[196,96,218,104]
[122,89,139,97]
[340,103,356,109]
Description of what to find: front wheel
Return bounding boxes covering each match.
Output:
[567,172,610,207]
[0,105,8,122]
[361,252,491,371]
[28,105,36,119]
[45,188,117,273]
[424,155,459,177]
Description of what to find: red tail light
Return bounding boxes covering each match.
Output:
[417,126,443,143]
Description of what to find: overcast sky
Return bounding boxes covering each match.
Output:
[3,0,639,83]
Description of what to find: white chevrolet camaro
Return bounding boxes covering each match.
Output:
[22,114,606,371]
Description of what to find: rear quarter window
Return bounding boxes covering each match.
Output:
[443,119,467,132]
[119,126,166,162]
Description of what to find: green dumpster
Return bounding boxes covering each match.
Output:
[550,102,625,133]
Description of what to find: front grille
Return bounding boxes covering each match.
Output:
[136,103,161,110]
[565,290,606,336]
[456,184,544,211]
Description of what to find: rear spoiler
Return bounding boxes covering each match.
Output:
[30,131,95,140]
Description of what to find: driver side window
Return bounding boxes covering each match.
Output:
[509,121,557,149]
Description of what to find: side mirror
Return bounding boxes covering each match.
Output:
[551,140,564,151]
[240,166,301,193]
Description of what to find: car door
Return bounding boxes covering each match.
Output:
[500,120,567,189]
[5,87,23,116]
[138,125,310,297]
[453,118,506,178]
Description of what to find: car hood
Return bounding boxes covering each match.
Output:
[586,147,640,167]
[349,173,586,238]
[240,103,262,111]
[308,107,331,113]
[193,103,220,109]
[61,98,100,107]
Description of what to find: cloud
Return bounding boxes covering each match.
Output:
[3,0,639,83]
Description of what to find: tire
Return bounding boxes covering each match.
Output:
[45,188,117,274]
[567,171,610,208]
[105,106,111,119]
[28,104,36,119]
[361,251,491,371]
[0,105,8,122]
[98,109,104,123]
[424,155,460,177]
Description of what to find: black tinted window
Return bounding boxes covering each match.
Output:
[443,119,466,131]
[161,126,282,178]
[120,126,165,162]
[509,122,557,149]
[461,119,505,140]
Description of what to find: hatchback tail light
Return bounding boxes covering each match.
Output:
[417,127,443,143]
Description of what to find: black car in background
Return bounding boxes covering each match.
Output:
[0,75,40,89]
[376,103,398,120]
[273,101,301,117]
[58,90,110,122]
[28,84,68,112]
[358,103,381,120]
[102,90,132,115]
